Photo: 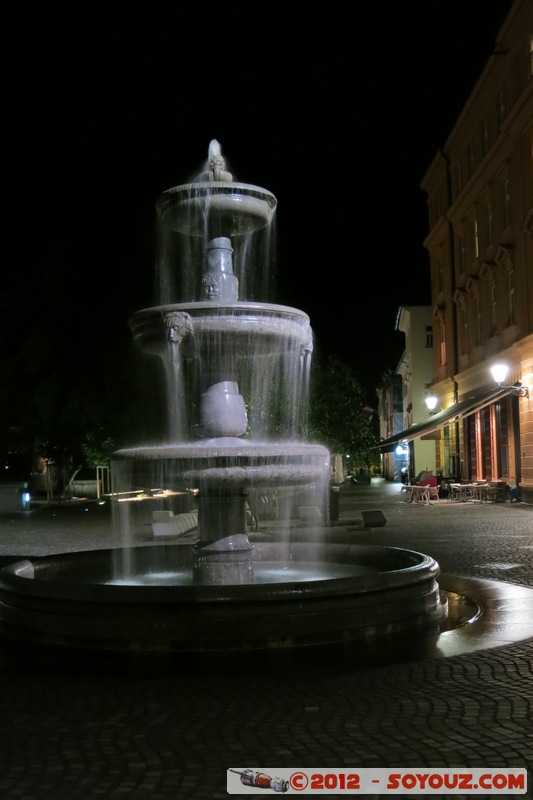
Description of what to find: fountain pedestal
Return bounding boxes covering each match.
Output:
[194,537,254,585]
[194,486,254,585]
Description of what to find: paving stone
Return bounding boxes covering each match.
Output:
[0,481,531,799]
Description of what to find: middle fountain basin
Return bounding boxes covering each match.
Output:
[111,442,330,488]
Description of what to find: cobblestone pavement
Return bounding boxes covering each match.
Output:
[0,480,531,799]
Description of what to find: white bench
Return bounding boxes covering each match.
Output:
[152,509,198,539]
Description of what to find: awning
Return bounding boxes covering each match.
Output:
[377,387,510,451]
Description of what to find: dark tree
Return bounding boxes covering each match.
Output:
[308,355,381,472]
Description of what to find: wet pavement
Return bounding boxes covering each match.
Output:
[0,479,531,799]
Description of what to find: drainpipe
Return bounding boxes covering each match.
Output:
[441,149,459,381]
[441,149,461,478]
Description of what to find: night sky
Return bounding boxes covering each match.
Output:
[3,1,515,406]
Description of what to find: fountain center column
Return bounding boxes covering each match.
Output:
[194,486,254,585]
[193,233,254,581]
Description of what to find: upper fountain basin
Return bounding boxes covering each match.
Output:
[157,182,277,237]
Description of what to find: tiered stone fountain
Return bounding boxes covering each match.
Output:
[0,142,446,654]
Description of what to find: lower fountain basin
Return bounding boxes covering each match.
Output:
[0,543,446,654]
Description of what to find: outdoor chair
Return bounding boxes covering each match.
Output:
[423,485,440,503]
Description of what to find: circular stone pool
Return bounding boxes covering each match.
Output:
[0,542,447,654]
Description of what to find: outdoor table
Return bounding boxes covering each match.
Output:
[449,483,472,501]
[471,483,490,501]
[449,483,488,502]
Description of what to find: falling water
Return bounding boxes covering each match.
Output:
[111,140,331,583]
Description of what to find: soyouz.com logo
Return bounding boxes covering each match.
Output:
[227,767,527,794]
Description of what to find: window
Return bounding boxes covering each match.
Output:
[434,249,443,295]
[503,179,511,227]
[476,295,482,345]
[498,89,507,124]
[508,269,515,326]
[468,142,475,176]
[454,289,467,356]
[455,161,462,195]
[462,306,469,355]
[487,196,493,243]
[497,399,510,478]
[457,229,465,274]
[491,284,497,335]
[433,307,446,367]
[482,118,490,155]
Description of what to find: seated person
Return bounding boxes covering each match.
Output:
[507,478,520,503]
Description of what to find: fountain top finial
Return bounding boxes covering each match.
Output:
[158,141,277,236]
[205,139,232,183]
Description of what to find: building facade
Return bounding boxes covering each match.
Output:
[378,306,435,482]
[379,0,533,501]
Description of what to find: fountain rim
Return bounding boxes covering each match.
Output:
[155,179,278,236]
[110,441,330,465]
[129,301,311,320]
[0,545,441,604]
[157,181,277,210]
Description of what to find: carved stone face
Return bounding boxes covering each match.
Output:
[164,311,193,342]
[202,275,222,300]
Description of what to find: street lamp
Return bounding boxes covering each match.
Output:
[490,363,529,398]
[425,395,439,414]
